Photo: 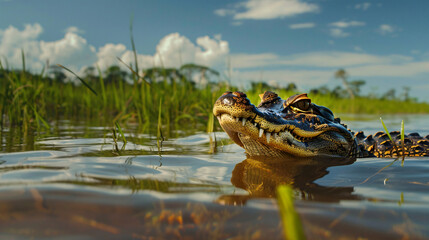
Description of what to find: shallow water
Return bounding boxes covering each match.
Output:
[1,114,429,239]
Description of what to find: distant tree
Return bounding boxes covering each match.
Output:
[180,63,219,85]
[401,86,410,101]
[250,81,272,92]
[104,65,128,83]
[331,85,348,98]
[334,69,355,99]
[48,65,67,82]
[348,79,366,97]
[284,83,297,92]
[143,67,183,84]
[381,88,396,100]
[309,85,331,96]
[82,66,97,81]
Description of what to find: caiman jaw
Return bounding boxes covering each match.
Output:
[213,91,355,158]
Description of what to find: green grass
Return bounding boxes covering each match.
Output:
[276,185,306,240]
[2,57,429,137]
[0,61,234,136]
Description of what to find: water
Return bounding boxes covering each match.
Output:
[1,115,429,239]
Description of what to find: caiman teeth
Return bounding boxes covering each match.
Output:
[266,132,271,143]
[259,128,264,138]
[217,116,221,122]
[235,117,240,122]
[242,118,247,126]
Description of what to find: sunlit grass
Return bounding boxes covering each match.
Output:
[2,53,429,139]
[276,185,306,240]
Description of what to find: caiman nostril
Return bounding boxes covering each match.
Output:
[222,97,232,105]
[222,91,232,96]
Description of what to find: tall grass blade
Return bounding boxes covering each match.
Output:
[276,185,306,240]
[57,64,98,96]
[30,106,50,129]
[115,121,127,151]
[112,128,119,152]
[207,113,216,154]
[117,57,150,85]
[380,117,399,155]
[157,98,164,154]
[129,15,139,81]
[21,49,26,73]
[96,64,107,106]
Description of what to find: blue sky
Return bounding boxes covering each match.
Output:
[1,0,429,101]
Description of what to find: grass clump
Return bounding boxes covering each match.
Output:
[0,58,234,137]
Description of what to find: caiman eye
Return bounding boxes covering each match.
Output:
[293,99,311,111]
[284,93,312,113]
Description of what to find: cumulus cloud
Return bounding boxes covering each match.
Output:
[215,0,319,20]
[0,23,44,69]
[378,24,395,35]
[289,22,315,29]
[120,33,229,69]
[40,31,97,71]
[0,24,229,76]
[95,43,128,70]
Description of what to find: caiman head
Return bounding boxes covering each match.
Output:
[213,91,357,158]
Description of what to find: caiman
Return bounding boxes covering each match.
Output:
[213,91,429,158]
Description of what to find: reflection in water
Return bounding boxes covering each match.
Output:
[218,155,360,205]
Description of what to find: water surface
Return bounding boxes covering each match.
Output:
[1,114,429,239]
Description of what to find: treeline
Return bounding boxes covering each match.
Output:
[248,69,415,103]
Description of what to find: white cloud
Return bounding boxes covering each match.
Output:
[39,32,97,71]
[64,26,85,35]
[330,28,349,38]
[355,2,371,11]
[328,21,365,38]
[378,24,395,35]
[0,23,44,69]
[0,24,229,76]
[95,43,128,70]
[215,0,319,20]
[289,22,315,29]
[330,21,365,28]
